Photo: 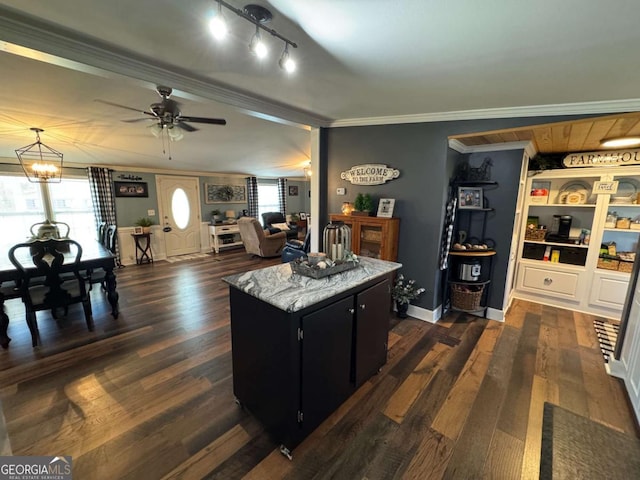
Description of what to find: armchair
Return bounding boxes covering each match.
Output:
[237,217,287,258]
[261,211,298,240]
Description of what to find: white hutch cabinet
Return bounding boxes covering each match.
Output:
[513,166,640,320]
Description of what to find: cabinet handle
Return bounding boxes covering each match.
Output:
[360,304,366,310]
[543,277,553,285]
[348,308,355,314]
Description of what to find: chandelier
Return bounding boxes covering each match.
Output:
[15,128,63,183]
[209,2,298,73]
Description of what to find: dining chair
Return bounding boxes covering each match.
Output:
[97,221,107,246]
[8,238,93,347]
[86,224,117,292]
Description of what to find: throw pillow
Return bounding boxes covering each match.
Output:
[271,222,290,231]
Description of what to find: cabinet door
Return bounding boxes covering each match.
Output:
[354,279,390,386]
[301,296,354,435]
[359,222,384,259]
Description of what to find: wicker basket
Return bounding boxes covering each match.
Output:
[450,284,485,311]
[618,260,634,273]
[524,227,547,241]
[597,256,620,271]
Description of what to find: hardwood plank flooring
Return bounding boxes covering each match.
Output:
[0,249,637,479]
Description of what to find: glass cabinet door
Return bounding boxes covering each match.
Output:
[359,225,383,259]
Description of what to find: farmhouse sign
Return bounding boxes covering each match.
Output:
[563,149,640,168]
[340,164,400,185]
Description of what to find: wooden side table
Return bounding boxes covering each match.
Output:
[209,224,243,254]
[131,233,153,264]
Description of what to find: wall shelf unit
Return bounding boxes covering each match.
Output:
[513,166,640,319]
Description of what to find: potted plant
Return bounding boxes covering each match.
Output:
[391,273,426,318]
[353,193,373,216]
[135,217,154,234]
[211,209,222,224]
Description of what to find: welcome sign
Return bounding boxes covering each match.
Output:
[340,164,400,185]
[563,149,640,168]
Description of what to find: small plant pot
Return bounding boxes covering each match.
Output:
[396,301,409,318]
[142,226,151,234]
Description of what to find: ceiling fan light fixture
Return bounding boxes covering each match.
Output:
[149,123,164,138]
[15,128,63,183]
[279,44,296,73]
[600,136,640,148]
[209,1,228,40]
[167,126,184,142]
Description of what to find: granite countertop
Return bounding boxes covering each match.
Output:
[222,257,402,313]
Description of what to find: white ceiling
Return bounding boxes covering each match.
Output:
[1,0,640,176]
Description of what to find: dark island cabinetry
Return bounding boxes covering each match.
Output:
[228,276,391,457]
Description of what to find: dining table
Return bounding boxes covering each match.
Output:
[0,239,119,348]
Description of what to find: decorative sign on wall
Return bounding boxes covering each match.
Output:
[340,164,400,185]
[114,181,148,197]
[563,149,640,168]
[593,181,619,194]
[205,184,246,204]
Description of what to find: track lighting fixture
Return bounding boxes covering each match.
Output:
[249,25,268,59]
[209,1,298,73]
[209,1,228,40]
[279,44,296,73]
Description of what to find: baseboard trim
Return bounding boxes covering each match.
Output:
[396,304,503,323]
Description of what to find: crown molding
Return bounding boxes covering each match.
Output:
[448,139,531,154]
[331,98,640,128]
[0,5,330,130]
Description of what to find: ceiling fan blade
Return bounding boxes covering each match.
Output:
[178,116,227,126]
[95,99,157,117]
[175,121,198,132]
[122,118,153,123]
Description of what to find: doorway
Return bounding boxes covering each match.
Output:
[156,175,201,257]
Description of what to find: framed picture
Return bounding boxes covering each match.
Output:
[205,184,246,204]
[299,212,307,220]
[133,226,143,234]
[288,185,299,196]
[114,181,148,198]
[458,186,483,209]
[377,198,395,218]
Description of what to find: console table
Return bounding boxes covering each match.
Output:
[131,233,153,264]
[209,223,243,254]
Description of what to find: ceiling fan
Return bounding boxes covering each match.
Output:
[96,86,227,139]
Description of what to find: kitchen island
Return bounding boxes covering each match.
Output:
[223,257,401,458]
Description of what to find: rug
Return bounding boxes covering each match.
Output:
[164,253,212,264]
[540,402,640,479]
[593,319,620,363]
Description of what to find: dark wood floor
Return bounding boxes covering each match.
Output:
[0,249,637,479]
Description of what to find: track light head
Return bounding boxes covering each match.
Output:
[209,2,228,40]
[279,44,296,73]
[249,26,268,59]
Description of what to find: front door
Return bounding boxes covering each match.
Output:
[156,175,201,257]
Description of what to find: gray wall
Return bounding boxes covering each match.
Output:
[324,115,585,312]
[286,180,311,215]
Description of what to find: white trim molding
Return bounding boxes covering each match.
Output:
[448,139,531,154]
[331,99,640,128]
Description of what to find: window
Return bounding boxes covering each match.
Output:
[257,181,280,225]
[0,174,95,250]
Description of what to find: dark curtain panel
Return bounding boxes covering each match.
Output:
[246,176,259,218]
[277,178,287,215]
[87,167,120,265]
